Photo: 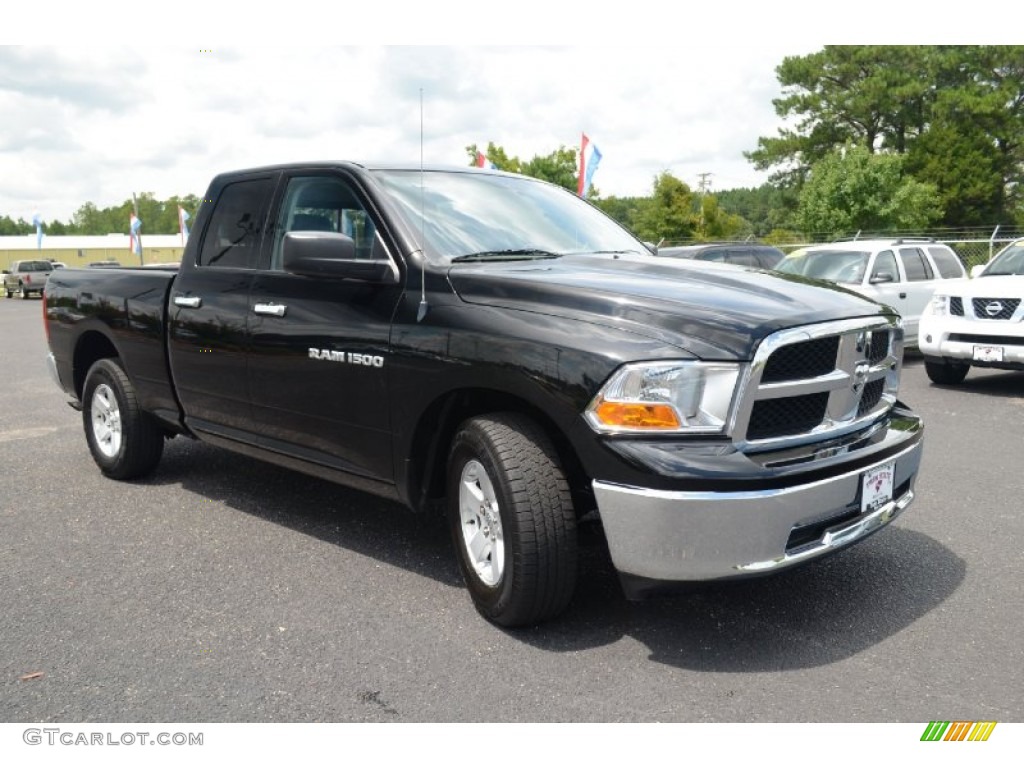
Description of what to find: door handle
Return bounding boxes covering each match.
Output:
[254,302,287,317]
[174,295,202,308]
[899,292,907,299]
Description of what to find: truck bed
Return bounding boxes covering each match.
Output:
[45,266,183,431]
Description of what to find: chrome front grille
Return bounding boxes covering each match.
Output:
[732,317,903,450]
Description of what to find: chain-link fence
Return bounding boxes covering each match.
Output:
[663,227,1024,271]
[774,238,1016,271]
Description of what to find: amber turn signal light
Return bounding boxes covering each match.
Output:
[592,399,681,429]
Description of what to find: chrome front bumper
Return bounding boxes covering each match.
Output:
[593,436,923,582]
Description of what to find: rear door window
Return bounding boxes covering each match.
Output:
[898,248,934,281]
[927,246,965,279]
[725,248,757,267]
[197,178,274,270]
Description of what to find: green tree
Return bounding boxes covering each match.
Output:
[796,145,943,237]
[747,46,935,184]
[466,142,522,174]
[0,215,32,235]
[695,194,748,241]
[749,45,1024,225]
[466,142,584,194]
[520,146,580,193]
[630,172,699,242]
[906,46,1024,224]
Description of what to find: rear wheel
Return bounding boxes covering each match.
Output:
[925,359,970,385]
[82,358,164,479]
[19,283,29,299]
[446,413,577,627]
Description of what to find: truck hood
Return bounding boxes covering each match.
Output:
[447,255,890,360]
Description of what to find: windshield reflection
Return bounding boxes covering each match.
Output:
[775,249,869,284]
[983,244,1024,276]
[372,170,646,265]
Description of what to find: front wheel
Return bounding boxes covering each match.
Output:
[82,358,165,479]
[446,413,577,627]
[925,359,970,385]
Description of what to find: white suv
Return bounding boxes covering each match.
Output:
[774,239,967,344]
[918,239,1024,384]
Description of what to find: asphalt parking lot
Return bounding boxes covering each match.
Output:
[1,296,1022,723]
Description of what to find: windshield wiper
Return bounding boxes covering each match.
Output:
[572,249,645,256]
[451,249,563,263]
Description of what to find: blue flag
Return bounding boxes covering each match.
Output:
[178,206,190,242]
[130,213,142,256]
[32,212,43,249]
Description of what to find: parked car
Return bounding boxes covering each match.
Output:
[2,259,53,299]
[773,238,967,342]
[918,238,1024,384]
[657,242,785,269]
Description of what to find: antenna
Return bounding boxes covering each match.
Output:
[416,88,429,322]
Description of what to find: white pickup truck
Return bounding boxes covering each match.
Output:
[919,238,1024,384]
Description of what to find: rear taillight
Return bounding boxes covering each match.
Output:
[42,291,50,343]
[25,274,32,285]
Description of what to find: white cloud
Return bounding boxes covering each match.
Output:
[9,2,1005,225]
[1,43,818,223]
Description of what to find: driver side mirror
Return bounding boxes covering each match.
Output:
[869,271,894,284]
[282,231,397,284]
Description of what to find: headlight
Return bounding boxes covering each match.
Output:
[928,294,949,316]
[585,361,741,434]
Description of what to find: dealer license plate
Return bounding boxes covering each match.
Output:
[973,345,1004,362]
[861,461,895,514]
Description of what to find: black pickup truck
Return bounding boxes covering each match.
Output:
[44,162,924,626]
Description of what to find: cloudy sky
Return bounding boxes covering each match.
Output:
[0,6,1005,226]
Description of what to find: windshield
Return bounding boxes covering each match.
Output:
[981,244,1024,276]
[371,170,647,264]
[774,249,869,284]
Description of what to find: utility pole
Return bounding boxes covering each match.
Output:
[695,173,713,239]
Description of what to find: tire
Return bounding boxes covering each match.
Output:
[925,359,970,385]
[446,413,577,627]
[19,283,29,299]
[82,358,164,479]
[4,287,10,299]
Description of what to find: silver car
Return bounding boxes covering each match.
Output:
[3,259,54,299]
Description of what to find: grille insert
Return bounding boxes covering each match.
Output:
[761,336,839,383]
[865,329,890,364]
[950,297,964,316]
[748,392,829,440]
[857,379,885,417]
[972,298,1019,320]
